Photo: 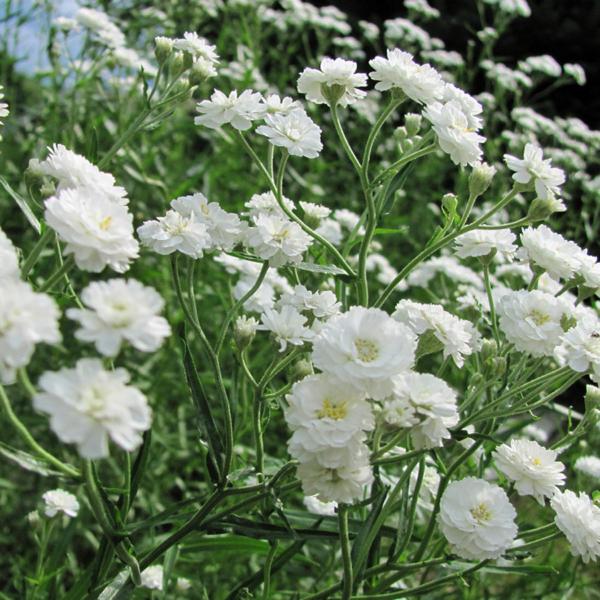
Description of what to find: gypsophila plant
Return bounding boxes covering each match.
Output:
[1,0,600,598]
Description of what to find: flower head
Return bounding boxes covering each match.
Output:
[297,57,367,106]
[45,188,139,273]
[256,108,323,158]
[312,306,417,399]
[551,490,600,563]
[454,229,517,260]
[493,439,565,504]
[34,359,151,459]
[0,227,19,281]
[504,143,566,200]
[195,89,265,130]
[439,477,518,560]
[66,279,171,357]
[259,305,312,351]
[42,489,80,518]
[0,281,61,383]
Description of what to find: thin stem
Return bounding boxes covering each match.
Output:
[0,383,80,478]
[21,227,54,278]
[370,143,437,188]
[39,256,75,292]
[262,541,278,600]
[338,504,353,600]
[329,103,365,188]
[215,261,269,355]
[483,263,501,345]
[458,192,478,229]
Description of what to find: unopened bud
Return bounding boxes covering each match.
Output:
[441,193,458,216]
[527,196,566,222]
[189,57,217,85]
[154,36,174,64]
[481,339,498,363]
[292,359,313,381]
[394,126,408,140]
[468,162,496,198]
[169,51,186,78]
[234,315,258,350]
[404,113,422,137]
[400,138,414,152]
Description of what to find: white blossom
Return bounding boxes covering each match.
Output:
[504,143,566,200]
[259,305,312,351]
[0,227,19,281]
[454,229,517,260]
[42,489,80,518]
[195,89,265,130]
[493,439,565,504]
[0,281,61,383]
[140,565,164,590]
[497,290,571,357]
[312,306,417,399]
[34,359,151,459]
[368,49,445,104]
[574,456,600,479]
[256,108,323,158]
[45,188,139,272]
[297,57,367,106]
[173,32,218,64]
[438,477,518,560]
[551,490,600,563]
[66,279,170,356]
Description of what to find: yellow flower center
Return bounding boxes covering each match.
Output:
[531,457,542,466]
[317,398,348,420]
[470,502,492,523]
[99,216,113,231]
[355,338,379,363]
[530,310,550,326]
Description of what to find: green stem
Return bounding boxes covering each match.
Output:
[483,263,501,345]
[330,103,366,189]
[370,142,437,188]
[39,255,75,292]
[338,504,353,600]
[262,541,278,600]
[458,192,478,229]
[21,227,54,278]
[0,383,80,478]
[215,261,269,355]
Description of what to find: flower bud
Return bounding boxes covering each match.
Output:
[400,138,414,153]
[154,36,174,64]
[468,162,495,198]
[441,193,458,216]
[394,126,408,140]
[292,359,314,381]
[169,51,186,78]
[189,57,217,85]
[404,113,422,137]
[234,315,258,350]
[481,339,498,363]
[527,196,566,222]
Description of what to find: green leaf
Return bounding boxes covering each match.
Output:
[0,443,62,477]
[96,570,134,600]
[295,262,347,276]
[181,534,270,555]
[0,176,41,233]
[181,329,224,483]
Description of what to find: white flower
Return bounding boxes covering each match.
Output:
[75,8,125,48]
[454,229,517,260]
[299,201,331,221]
[279,284,341,319]
[0,85,9,138]
[406,256,483,290]
[137,209,211,259]
[441,84,484,131]
[140,565,164,590]
[504,143,566,200]
[34,359,151,459]
[171,193,246,251]
[555,317,600,378]
[256,108,323,158]
[316,219,343,245]
[303,495,337,516]
[405,0,440,18]
[259,305,312,351]
[368,49,445,104]
[195,89,265,130]
[245,191,295,220]
[574,456,600,479]
[0,227,19,281]
[262,94,301,115]
[0,281,61,383]
[497,290,571,357]
[564,63,586,85]
[66,279,171,356]
[312,306,417,399]
[38,144,128,204]
[296,453,373,504]
[285,373,373,450]
[551,490,600,563]
[297,57,367,106]
[519,225,585,281]
[173,32,219,64]
[393,300,478,367]
[423,100,486,166]
[438,477,518,560]
[45,188,139,273]
[246,213,312,266]
[42,489,80,518]
[381,372,459,449]
[493,439,565,505]
[176,577,192,592]
[519,55,562,78]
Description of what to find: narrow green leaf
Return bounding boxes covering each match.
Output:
[0,443,62,477]
[0,176,41,233]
